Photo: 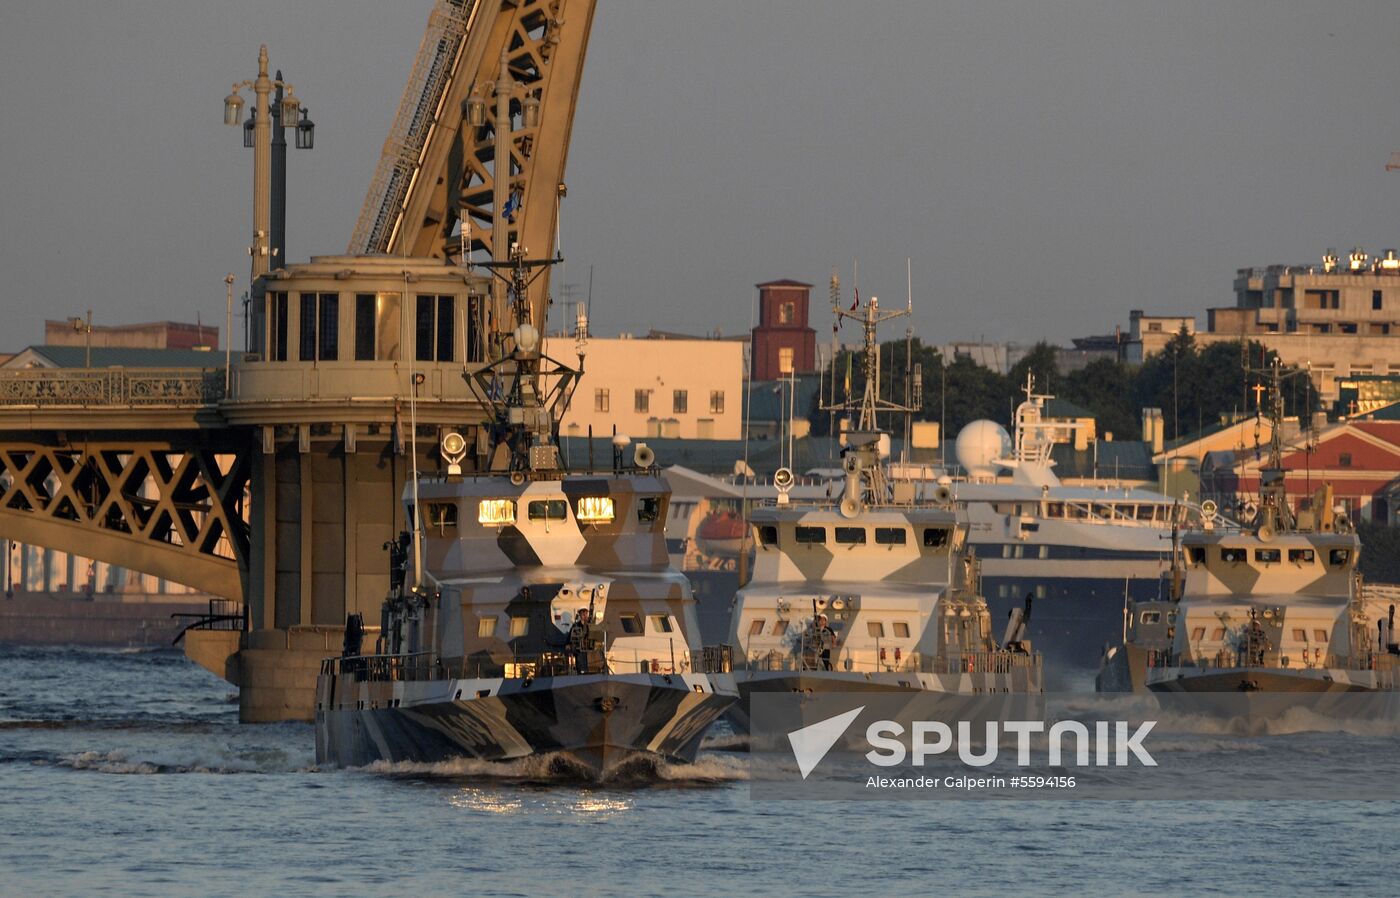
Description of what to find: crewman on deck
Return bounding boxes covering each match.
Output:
[569,608,594,674]
[812,613,836,671]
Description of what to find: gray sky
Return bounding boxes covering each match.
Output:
[2,1,1397,349]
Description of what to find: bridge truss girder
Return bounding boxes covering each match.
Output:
[0,434,250,600]
[366,0,596,335]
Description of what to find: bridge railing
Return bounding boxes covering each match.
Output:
[0,368,224,408]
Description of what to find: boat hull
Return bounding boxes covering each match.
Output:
[726,668,1042,735]
[1147,666,1397,694]
[316,671,736,779]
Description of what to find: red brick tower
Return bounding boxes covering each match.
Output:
[750,279,816,380]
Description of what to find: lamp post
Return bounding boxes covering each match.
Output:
[223,46,313,284]
[224,274,235,393]
[69,311,92,368]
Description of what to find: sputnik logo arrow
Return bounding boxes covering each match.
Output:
[787,706,865,779]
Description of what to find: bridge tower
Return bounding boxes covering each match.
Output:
[0,0,597,722]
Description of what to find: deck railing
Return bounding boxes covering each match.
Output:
[321,643,733,682]
[743,647,1040,676]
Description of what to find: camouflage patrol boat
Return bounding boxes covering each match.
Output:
[315,254,735,779]
[1102,362,1400,695]
[724,288,1043,734]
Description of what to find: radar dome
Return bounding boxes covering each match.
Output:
[955,420,1011,480]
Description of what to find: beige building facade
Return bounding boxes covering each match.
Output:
[546,335,744,440]
[1126,249,1400,401]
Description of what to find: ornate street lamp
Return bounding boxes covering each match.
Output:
[222,45,314,282]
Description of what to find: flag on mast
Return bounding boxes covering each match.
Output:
[850,286,859,311]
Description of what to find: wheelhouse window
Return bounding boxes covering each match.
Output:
[875,527,907,545]
[771,620,789,635]
[795,526,826,545]
[747,619,766,637]
[575,497,615,524]
[1141,611,1161,624]
[1191,627,1206,641]
[835,527,866,545]
[415,294,455,362]
[1221,548,1248,563]
[1292,629,1308,642]
[477,617,497,638]
[923,528,949,548]
[528,499,569,522]
[1329,549,1351,566]
[867,621,885,638]
[1187,547,1206,564]
[1314,629,1329,643]
[425,502,458,532]
[1289,549,1315,564]
[1255,549,1281,563]
[1211,627,1226,640]
[757,525,778,547]
[508,617,529,637]
[619,614,643,635]
[478,499,516,525]
[893,622,910,638]
[637,496,662,523]
[648,615,674,633]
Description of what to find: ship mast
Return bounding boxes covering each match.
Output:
[821,276,921,510]
[1252,357,1294,534]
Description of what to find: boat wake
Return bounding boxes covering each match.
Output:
[358,749,748,787]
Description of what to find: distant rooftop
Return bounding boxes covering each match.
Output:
[4,346,223,370]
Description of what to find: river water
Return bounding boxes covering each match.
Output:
[1,645,1396,897]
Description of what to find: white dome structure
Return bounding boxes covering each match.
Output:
[955,420,1011,481]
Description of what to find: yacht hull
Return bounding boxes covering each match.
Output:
[316,671,736,779]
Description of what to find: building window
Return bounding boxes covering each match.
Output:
[595,388,610,412]
[1339,452,1352,467]
[710,390,725,414]
[415,295,455,362]
[1341,322,1358,334]
[354,294,376,361]
[1374,290,1384,311]
[1147,322,1162,333]
[778,347,795,374]
[779,302,794,324]
[297,293,338,362]
[673,390,688,414]
[318,293,339,361]
[635,389,651,413]
[298,294,317,361]
[269,292,289,361]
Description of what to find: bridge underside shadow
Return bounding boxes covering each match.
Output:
[0,436,250,600]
